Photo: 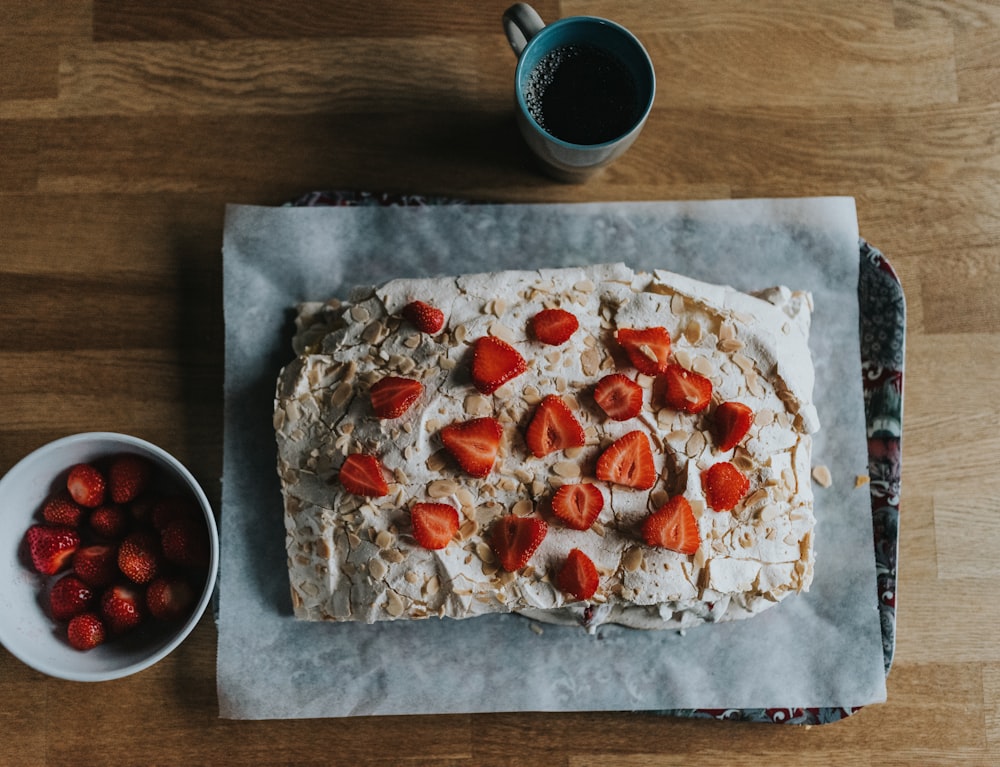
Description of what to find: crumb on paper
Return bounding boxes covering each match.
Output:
[812,465,833,488]
[855,474,870,488]
[530,623,544,636]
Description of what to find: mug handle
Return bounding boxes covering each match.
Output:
[503,3,545,56]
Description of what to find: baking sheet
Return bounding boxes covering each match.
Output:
[219,197,887,719]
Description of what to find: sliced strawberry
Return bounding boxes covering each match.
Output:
[410,502,460,550]
[550,483,604,531]
[100,583,144,634]
[556,548,599,601]
[146,575,196,621]
[642,495,701,554]
[524,395,585,458]
[593,373,643,421]
[530,308,579,345]
[117,531,161,584]
[370,376,423,419]
[616,327,671,376]
[160,518,210,569]
[66,463,106,508]
[439,417,503,478]
[595,431,657,490]
[42,493,85,528]
[702,461,750,512]
[72,544,119,587]
[402,300,445,334]
[489,516,547,572]
[107,453,153,504]
[471,336,527,395]
[49,574,95,621]
[89,504,129,540]
[339,453,390,497]
[713,401,754,451]
[25,525,80,575]
[67,613,106,651]
[663,363,712,414]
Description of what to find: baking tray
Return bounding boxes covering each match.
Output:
[288,191,904,725]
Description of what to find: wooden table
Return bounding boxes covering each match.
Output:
[2,2,998,764]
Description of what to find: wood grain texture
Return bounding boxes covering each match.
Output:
[2,1,999,764]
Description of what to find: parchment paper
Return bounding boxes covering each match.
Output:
[219,197,887,719]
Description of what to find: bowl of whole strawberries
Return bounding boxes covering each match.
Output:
[0,432,218,681]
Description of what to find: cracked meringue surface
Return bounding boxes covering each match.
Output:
[275,263,819,631]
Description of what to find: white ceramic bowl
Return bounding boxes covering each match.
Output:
[0,432,218,682]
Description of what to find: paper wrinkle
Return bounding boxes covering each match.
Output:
[220,197,886,719]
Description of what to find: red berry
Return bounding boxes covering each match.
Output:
[129,495,157,524]
[160,517,210,569]
[72,544,119,587]
[556,548,599,602]
[49,574,95,621]
[616,327,671,376]
[117,531,161,584]
[642,496,701,554]
[550,483,604,531]
[100,583,145,634]
[66,463,106,508]
[146,575,197,621]
[524,395,585,458]
[338,453,390,497]
[402,300,445,334]
[662,363,712,414]
[107,453,153,504]
[595,431,657,490]
[529,308,579,345]
[410,503,460,550]
[439,417,503,478]
[701,462,750,512]
[593,373,643,421]
[42,493,85,528]
[370,376,423,419]
[470,336,527,395]
[713,401,754,451]
[67,613,106,651]
[25,524,80,575]
[150,496,198,530]
[489,516,547,572]
[89,504,129,540]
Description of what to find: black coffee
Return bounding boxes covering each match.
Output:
[524,43,641,145]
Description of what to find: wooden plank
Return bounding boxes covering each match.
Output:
[2,0,1000,763]
[92,0,560,41]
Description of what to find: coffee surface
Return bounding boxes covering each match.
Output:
[524,43,641,145]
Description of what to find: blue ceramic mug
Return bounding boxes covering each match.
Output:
[503,3,655,181]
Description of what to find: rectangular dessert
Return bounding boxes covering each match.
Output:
[274,263,820,631]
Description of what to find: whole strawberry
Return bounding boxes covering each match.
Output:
[67,613,106,651]
[160,518,209,569]
[100,584,145,634]
[151,496,198,531]
[107,453,153,504]
[146,575,196,621]
[118,531,161,584]
[89,504,129,540]
[72,544,119,587]
[42,493,85,528]
[49,574,95,621]
[66,463,106,508]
